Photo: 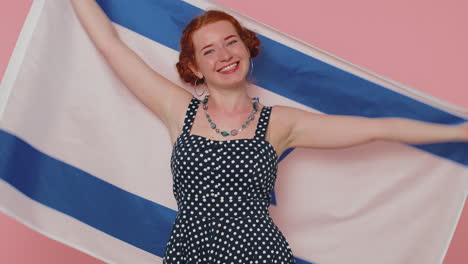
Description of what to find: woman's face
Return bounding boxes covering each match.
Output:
[190,20,251,89]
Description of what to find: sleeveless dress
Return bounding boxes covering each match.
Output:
[163,97,296,264]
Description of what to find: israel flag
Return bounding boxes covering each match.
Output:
[0,0,467,263]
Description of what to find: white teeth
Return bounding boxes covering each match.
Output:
[219,63,238,72]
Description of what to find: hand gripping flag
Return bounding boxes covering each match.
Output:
[0,0,467,263]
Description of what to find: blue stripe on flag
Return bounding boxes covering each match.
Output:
[0,129,316,264]
[96,0,467,166]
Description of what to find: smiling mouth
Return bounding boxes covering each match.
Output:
[218,62,239,73]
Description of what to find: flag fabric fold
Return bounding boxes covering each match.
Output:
[0,0,467,263]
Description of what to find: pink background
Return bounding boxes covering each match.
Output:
[0,0,466,263]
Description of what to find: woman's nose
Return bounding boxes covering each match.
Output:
[218,47,232,61]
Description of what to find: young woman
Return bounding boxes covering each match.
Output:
[71,1,468,263]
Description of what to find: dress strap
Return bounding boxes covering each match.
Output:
[181,97,200,134]
[254,106,272,140]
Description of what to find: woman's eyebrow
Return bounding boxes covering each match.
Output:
[224,34,236,41]
[200,35,237,51]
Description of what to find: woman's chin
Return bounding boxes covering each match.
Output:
[217,73,249,87]
[215,79,248,89]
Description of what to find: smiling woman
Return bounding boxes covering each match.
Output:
[176,10,260,88]
[163,12,297,263]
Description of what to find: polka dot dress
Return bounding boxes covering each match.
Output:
[163,97,296,264]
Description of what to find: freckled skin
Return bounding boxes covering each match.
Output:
[190,20,251,91]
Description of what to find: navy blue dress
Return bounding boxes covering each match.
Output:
[163,97,296,263]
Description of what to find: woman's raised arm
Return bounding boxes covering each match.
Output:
[71,0,192,138]
[270,105,468,153]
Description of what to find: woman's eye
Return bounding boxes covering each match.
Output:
[203,49,214,55]
[227,40,238,45]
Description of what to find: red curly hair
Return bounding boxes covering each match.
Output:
[176,10,260,86]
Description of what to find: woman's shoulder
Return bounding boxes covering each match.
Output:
[262,104,300,154]
[269,104,313,118]
[268,104,322,134]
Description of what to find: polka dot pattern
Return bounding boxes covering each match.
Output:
[163,97,296,263]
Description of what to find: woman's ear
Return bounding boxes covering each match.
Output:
[188,63,203,79]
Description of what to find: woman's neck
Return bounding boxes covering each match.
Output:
[206,83,252,113]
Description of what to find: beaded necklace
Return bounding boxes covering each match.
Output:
[202,95,259,137]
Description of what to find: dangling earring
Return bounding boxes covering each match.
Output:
[194,78,206,97]
[249,58,254,77]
